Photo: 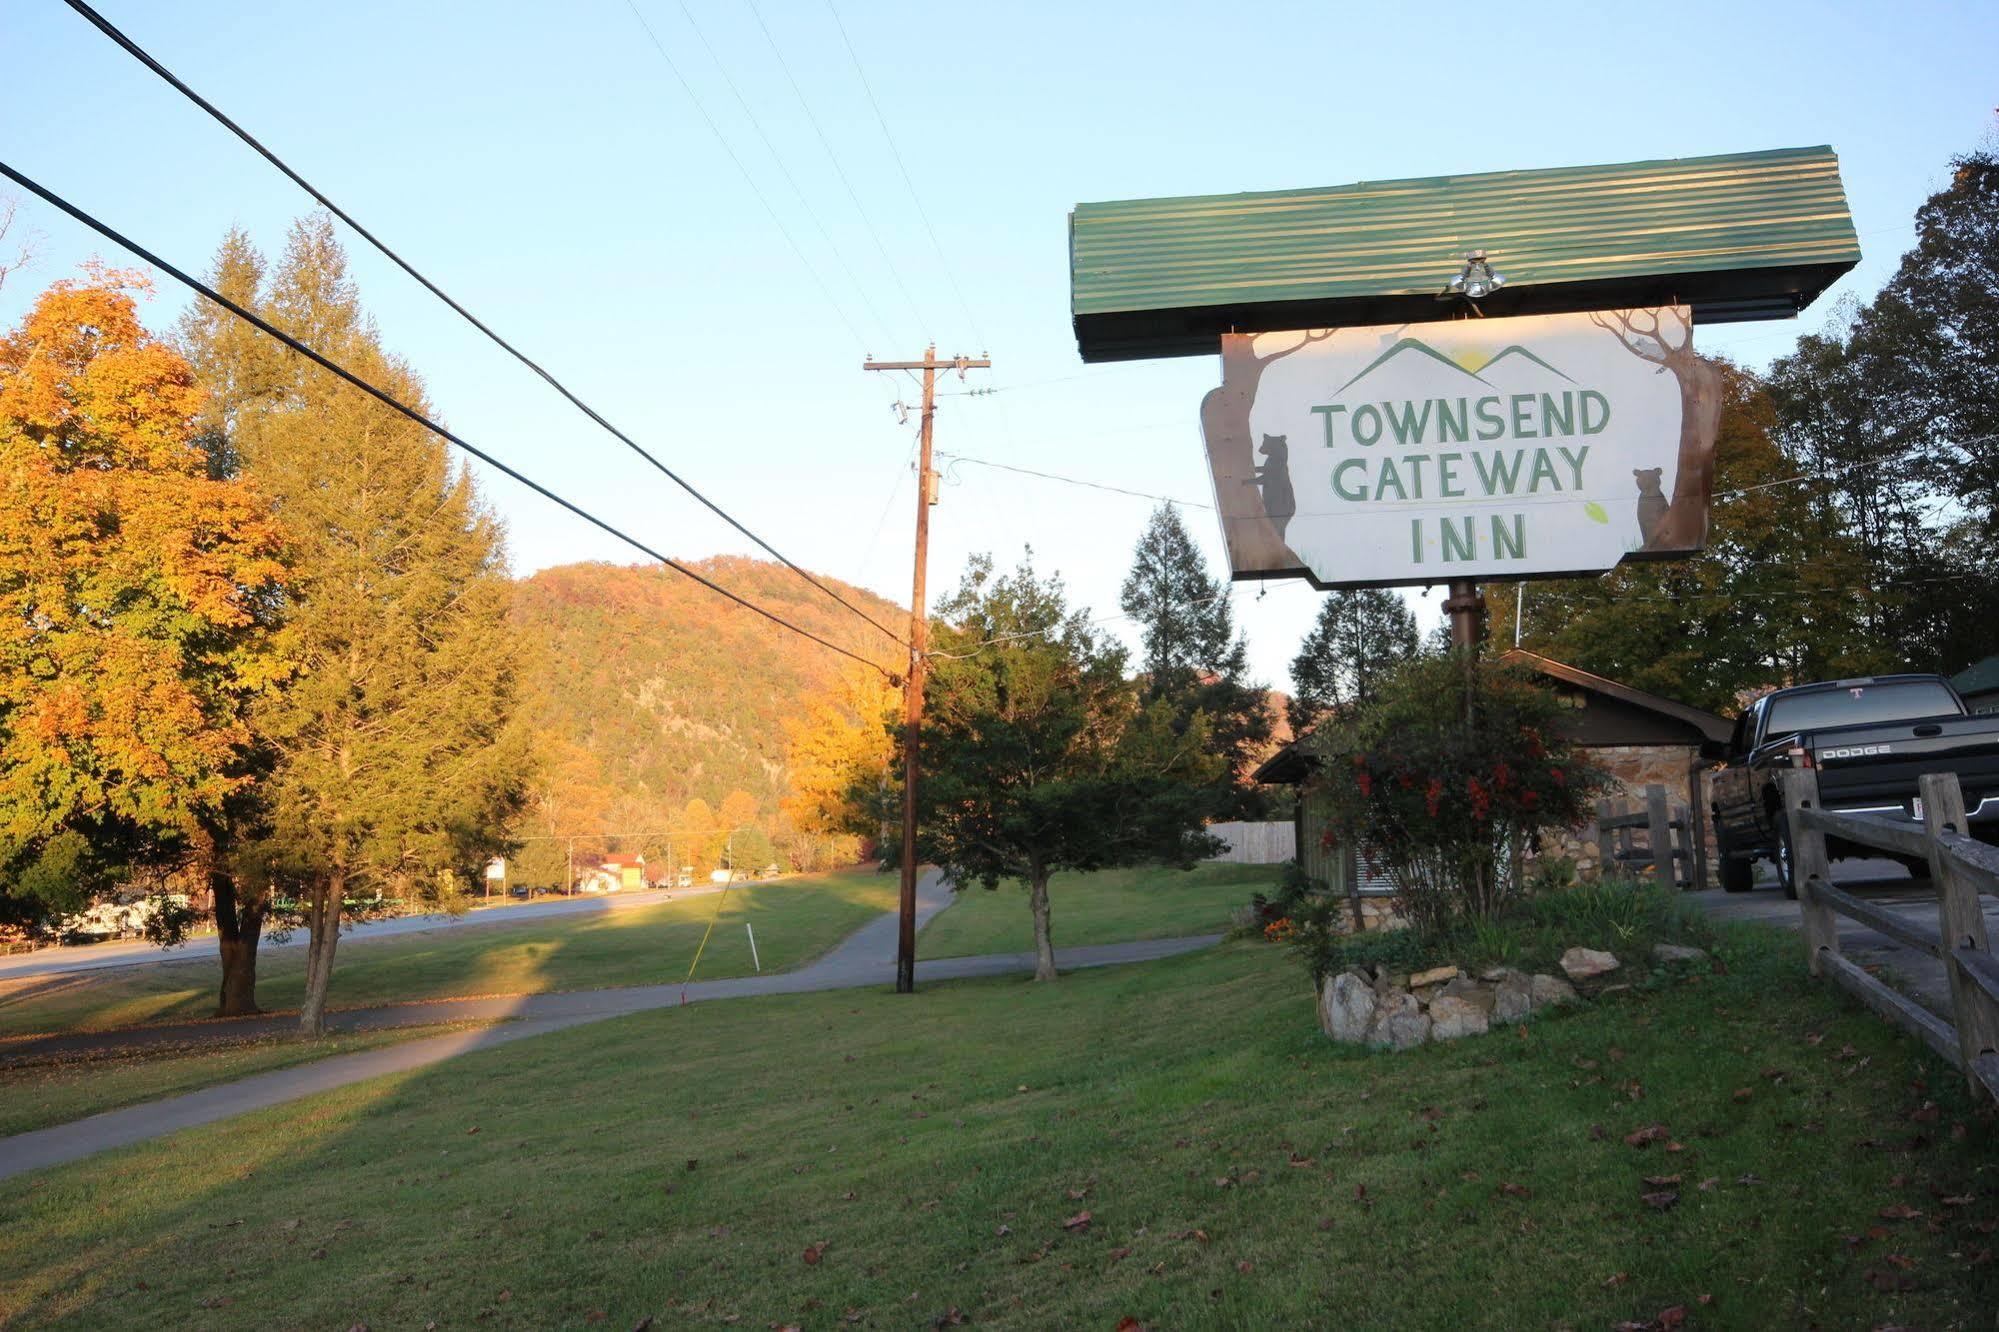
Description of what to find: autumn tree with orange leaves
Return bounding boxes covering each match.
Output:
[0,267,285,929]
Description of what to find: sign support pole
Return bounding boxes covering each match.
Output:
[1444,580,1486,653]
[863,347,991,994]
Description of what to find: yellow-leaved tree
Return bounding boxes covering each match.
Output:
[0,266,285,936]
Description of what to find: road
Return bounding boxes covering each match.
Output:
[0,872,1223,1180]
[1688,855,1999,1015]
[0,882,731,982]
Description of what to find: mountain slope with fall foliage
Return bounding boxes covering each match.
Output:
[506,558,903,883]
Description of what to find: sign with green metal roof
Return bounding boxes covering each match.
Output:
[1070,146,1859,362]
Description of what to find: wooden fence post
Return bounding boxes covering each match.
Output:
[1644,784,1674,885]
[1919,772,1998,1101]
[1595,798,1616,871]
[1779,769,1837,978]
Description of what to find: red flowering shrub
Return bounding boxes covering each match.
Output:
[1307,653,1606,932]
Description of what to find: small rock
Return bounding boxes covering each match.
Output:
[1410,964,1459,989]
[1477,965,1511,983]
[1412,986,1441,1007]
[1530,973,1579,1008]
[1429,993,1490,1041]
[1439,976,1496,1016]
[1493,971,1535,1022]
[1367,992,1430,1050]
[1559,947,1621,981]
[1652,943,1708,964]
[1320,972,1377,1045]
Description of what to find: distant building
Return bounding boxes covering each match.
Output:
[577,854,646,893]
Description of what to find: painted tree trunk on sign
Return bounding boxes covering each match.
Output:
[1201,332,1330,574]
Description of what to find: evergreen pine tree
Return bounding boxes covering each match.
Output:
[1288,589,1419,734]
[184,215,528,1034]
[1118,505,1273,815]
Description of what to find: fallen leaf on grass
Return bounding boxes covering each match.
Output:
[1657,1307,1687,1330]
[1062,1211,1093,1232]
[803,1241,830,1265]
[1643,1174,1683,1188]
[1107,1247,1132,1265]
[1625,1125,1669,1148]
[1640,1191,1680,1211]
[1864,1267,1915,1292]
[1497,1182,1532,1199]
[1879,1203,1924,1221]
[1731,1088,1753,1103]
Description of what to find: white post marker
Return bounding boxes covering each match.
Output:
[746,922,761,973]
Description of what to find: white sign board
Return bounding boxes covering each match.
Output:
[484,857,506,881]
[1198,307,1721,588]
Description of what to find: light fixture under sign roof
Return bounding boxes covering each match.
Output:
[1444,249,1507,303]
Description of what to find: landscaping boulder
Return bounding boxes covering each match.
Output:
[1428,993,1490,1041]
[1492,970,1535,1022]
[1320,971,1378,1044]
[1530,973,1579,1007]
[1367,991,1430,1050]
[1559,947,1621,981]
[1652,943,1708,964]
[1409,964,1459,989]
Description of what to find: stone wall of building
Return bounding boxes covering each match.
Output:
[1539,743,1709,881]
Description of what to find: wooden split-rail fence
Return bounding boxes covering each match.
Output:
[1596,783,1703,890]
[1779,768,1999,1102]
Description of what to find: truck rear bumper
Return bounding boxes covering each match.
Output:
[1833,796,1999,825]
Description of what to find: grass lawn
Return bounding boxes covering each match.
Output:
[3,918,1994,1328]
[0,870,897,1039]
[917,862,1280,959]
[0,1022,500,1138]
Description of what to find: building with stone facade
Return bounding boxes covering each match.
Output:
[1254,650,1731,904]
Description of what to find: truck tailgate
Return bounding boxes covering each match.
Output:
[1810,717,1999,813]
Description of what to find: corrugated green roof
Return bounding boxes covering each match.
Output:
[1070,146,1859,361]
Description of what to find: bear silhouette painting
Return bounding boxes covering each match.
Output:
[1251,434,1296,542]
[1634,467,1668,547]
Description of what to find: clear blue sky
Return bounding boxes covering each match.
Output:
[4,0,1995,689]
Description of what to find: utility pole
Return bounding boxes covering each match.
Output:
[863,346,991,994]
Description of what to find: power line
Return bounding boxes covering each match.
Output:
[615,0,873,352]
[938,451,1211,510]
[654,0,895,345]
[0,159,898,682]
[740,0,932,341]
[823,0,985,351]
[61,0,906,650]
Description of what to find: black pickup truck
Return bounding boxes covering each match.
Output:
[1705,674,1999,896]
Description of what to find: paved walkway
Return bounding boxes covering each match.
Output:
[0,882,733,981]
[0,872,1221,1181]
[1687,856,1999,1015]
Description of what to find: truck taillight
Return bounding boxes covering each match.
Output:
[1786,745,1813,769]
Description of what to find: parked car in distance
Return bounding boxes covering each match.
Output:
[1705,674,1999,898]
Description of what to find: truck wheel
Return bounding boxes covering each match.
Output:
[1775,819,1800,901]
[1719,851,1755,894]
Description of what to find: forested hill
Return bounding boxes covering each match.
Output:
[508,558,903,874]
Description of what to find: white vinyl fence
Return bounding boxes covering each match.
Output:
[1205,821,1297,865]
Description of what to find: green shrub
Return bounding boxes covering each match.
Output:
[1306,653,1609,934]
